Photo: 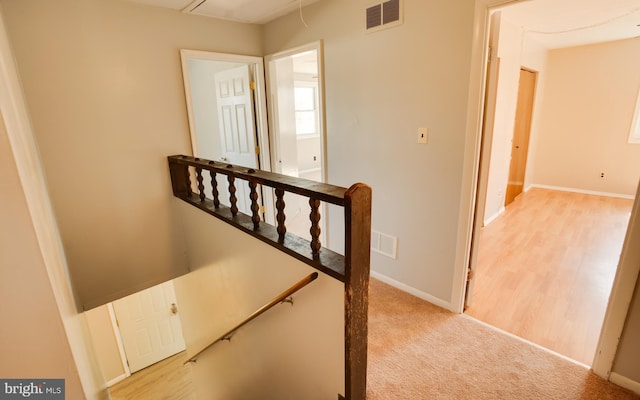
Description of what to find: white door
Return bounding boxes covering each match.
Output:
[112,281,186,373]
[215,64,259,214]
[465,11,502,308]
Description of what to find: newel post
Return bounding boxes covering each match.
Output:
[168,156,190,198]
[344,183,372,400]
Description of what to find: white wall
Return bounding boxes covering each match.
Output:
[263,0,475,307]
[173,201,344,399]
[0,0,263,309]
[530,37,640,196]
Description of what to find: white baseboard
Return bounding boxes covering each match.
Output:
[483,206,505,226]
[370,271,454,312]
[106,373,127,387]
[530,184,635,200]
[610,372,640,395]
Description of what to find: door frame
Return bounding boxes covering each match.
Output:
[264,41,330,244]
[454,0,639,379]
[180,50,272,173]
[180,49,274,223]
[264,41,328,183]
[107,302,131,385]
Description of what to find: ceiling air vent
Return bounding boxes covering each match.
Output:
[366,0,403,32]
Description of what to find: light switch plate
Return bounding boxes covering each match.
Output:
[418,127,428,144]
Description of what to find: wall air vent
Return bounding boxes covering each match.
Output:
[366,0,403,33]
[371,230,398,259]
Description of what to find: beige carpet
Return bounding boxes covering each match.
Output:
[367,279,640,400]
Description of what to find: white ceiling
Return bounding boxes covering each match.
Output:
[123,0,640,48]
[125,0,323,24]
[499,0,640,49]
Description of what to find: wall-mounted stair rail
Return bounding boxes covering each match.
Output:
[168,155,371,400]
[184,272,319,364]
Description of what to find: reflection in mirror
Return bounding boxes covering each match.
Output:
[181,50,272,219]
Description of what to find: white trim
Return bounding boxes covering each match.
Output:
[483,206,505,226]
[610,372,640,396]
[452,0,525,314]
[628,84,640,144]
[108,303,131,379]
[529,184,635,200]
[371,271,454,311]
[264,41,330,246]
[464,314,591,369]
[179,49,272,172]
[179,49,274,225]
[264,40,327,183]
[592,181,640,378]
[106,374,127,388]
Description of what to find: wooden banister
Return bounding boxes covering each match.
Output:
[167,155,371,400]
[344,183,372,400]
[184,272,319,364]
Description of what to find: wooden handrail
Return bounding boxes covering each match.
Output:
[168,155,347,280]
[169,155,347,205]
[168,155,371,400]
[184,272,319,365]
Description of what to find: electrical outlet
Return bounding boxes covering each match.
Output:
[417,127,428,144]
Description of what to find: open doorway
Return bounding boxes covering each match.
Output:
[85,279,190,393]
[265,42,327,241]
[463,6,640,366]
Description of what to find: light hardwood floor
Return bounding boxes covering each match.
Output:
[465,188,633,365]
[109,351,194,400]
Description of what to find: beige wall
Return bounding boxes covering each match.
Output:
[0,0,263,309]
[0,111,86,398]
[611,183,640,383]
[530,38,640,196]
[85,305,125,384]
[263,0,475,306]
[173,201,344,399]
[614,275,640,383]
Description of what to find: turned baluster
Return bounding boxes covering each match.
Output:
[196,167,205,202]
[248,180,261,230]
[209,162,220,208]
[184,165,193,198]
[309,198,322,258]
[228,174,238,216]
[275,188,286,242]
